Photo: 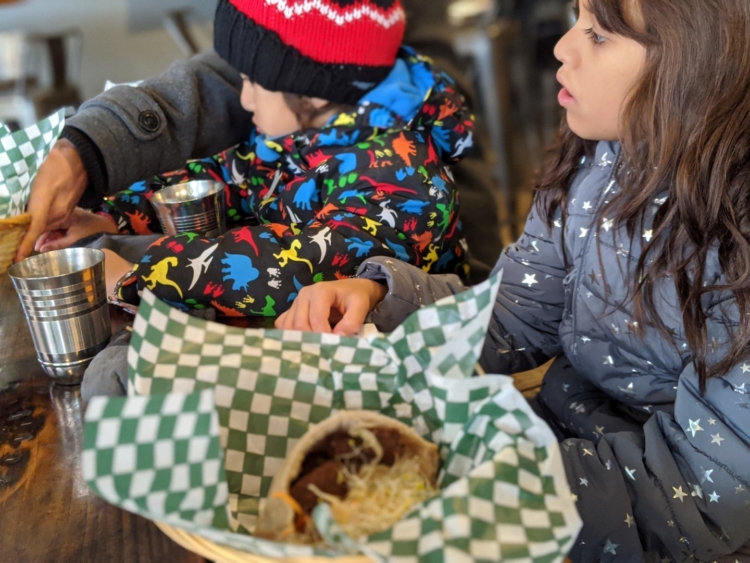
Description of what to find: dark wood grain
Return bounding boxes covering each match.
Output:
[0,273,206,563]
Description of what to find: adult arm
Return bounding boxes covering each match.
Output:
[66,50,252,205]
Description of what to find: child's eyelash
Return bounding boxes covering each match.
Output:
[584,27,607,45]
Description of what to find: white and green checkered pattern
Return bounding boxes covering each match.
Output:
[83,273,582,561]
[0,110,65,218]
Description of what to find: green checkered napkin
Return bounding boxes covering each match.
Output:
[83,273,582,562]
[0,110,65,219]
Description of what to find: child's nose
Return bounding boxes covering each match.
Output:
[554,28,578,67]
[241,81,256,112]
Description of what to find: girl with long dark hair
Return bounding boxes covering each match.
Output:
[277,0,750,559]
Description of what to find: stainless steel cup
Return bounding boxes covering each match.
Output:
[150,180,226,238]
[8,248,111,385]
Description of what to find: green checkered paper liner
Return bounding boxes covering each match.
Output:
[0,110,65,218]
[83,273,582,561]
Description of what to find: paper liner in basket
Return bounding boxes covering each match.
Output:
[82,273,582,562]
[0,110,65,219]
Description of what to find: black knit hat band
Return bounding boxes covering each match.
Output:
[214,0,395,105]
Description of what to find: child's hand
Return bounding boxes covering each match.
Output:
[100,248,135,299]
[275,279,387,335]
[34,207,118,253]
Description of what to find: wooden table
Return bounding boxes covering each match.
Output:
[0,273,207,563]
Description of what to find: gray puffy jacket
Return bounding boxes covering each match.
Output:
[356,141,750,562]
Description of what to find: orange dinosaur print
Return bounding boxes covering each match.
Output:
[269,223,291,238]
[210,300,244,317]
[125,210,153,235]
[438,99,459,121]
[316,203,339,219]
[334,271,351,280]
[411,231,433,253]
[392,132,417,167]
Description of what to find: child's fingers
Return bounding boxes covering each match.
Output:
[332,295,370,336]
[308,294,334,333]
[37,231,78,253]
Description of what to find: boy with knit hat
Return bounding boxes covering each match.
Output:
[26,0,477,318]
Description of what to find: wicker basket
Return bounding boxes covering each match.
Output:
[155,522,370,563]
[0,213,31,274]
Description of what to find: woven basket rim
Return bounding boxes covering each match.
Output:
[155,521,371,563]
[0,213,31,229]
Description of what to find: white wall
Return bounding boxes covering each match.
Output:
[0,0,214,101]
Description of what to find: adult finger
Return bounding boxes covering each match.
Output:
[15,200,50,262]
[290,294,312,331]
[37,231,80,253]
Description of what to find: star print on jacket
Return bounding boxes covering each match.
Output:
[105,48,474,316]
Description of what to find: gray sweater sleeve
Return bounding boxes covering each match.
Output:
[356,197,566,374]
[66,51,253,197]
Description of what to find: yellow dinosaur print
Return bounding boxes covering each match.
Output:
[421,244,440,272]
[273,240,314,272]
[264,140,284,153]
[333,112,357,127]
[363,217,381,236]
[142,257,184,298]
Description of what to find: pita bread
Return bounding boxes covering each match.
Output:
[255,410,438,543]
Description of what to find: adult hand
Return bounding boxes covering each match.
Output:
[15,139,89,262]
[34,207,118,253]
[275,278,387,335]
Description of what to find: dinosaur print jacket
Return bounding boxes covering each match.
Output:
[108,48,474,317]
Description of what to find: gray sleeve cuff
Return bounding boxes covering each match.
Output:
[355,256,465,332]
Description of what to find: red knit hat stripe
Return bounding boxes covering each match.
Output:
[228,0,405,66]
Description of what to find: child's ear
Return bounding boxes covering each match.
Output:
[310,97,332,110]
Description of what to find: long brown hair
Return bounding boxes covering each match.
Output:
[282,93,354,131]
[536,0,750,389]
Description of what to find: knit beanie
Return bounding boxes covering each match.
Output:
[214,0,406,105]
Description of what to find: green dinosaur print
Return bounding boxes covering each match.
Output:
[324,179,336,196]
[176,232,201,243]
[338,172,359,188]
[185,299,205,310]
[250,295,277,317]
[313,273,325,283]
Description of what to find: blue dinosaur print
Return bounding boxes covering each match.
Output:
[129,181,148,193]
[395,167,416,182]
[287,276,304,302]
[255,139,282,162]
[369,107,396,128]
[385,238,411,262]
[335,153,358,174]
[258,232,280,244]
[121,193,141,205]
[141,254,152,263]
[431,127,452,156]
[435,249,456,271]
[345,237,375,258]
[397,200,431,215]
[318,129,360,147]
[221,254,260,291]
[431,175,449,195]
[292,178,319,211]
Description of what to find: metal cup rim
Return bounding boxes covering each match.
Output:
[8,248,105,281]
[151,180,224,206]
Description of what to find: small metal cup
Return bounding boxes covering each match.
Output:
[150,180,226,238]
[8,248,111,385]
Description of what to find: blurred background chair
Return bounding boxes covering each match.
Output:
[0,29,83,129]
